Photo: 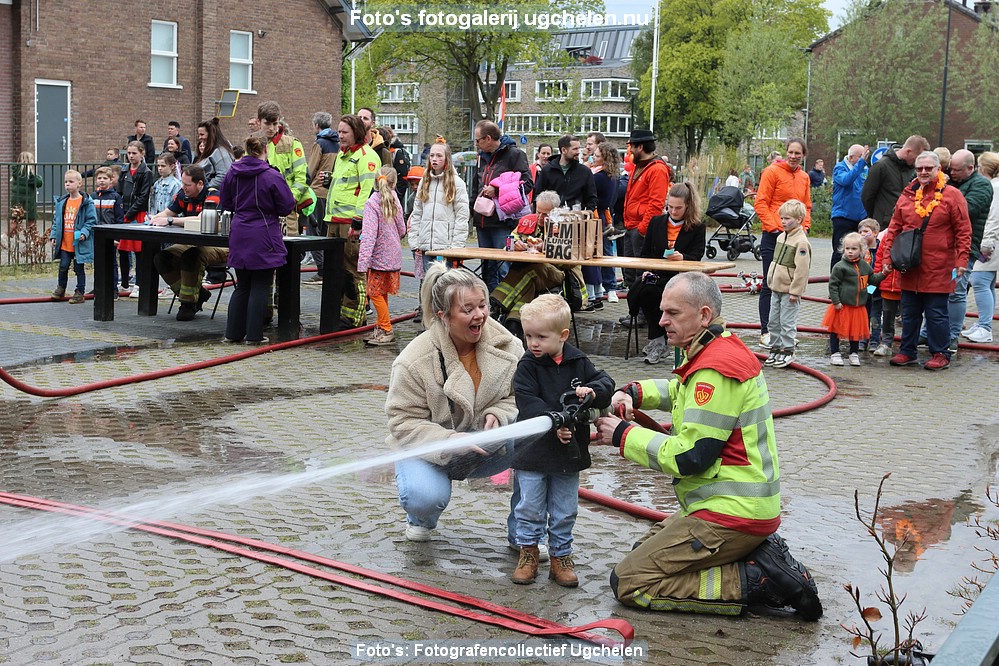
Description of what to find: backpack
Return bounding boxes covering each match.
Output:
[562,270,583,312]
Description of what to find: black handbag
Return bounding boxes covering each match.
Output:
[890,215,931,272]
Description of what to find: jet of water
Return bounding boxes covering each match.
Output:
[0,415,555,563]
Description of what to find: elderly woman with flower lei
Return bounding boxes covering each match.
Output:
[879,150,971,371]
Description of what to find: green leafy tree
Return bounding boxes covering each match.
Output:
[810,0,947,150]
[630,0,826,160]
[950,16,999,143]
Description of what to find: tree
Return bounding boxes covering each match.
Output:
[950,16,999,143]
[630,0,827,160]
[810,0,947,150]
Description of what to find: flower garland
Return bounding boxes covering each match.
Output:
[913,171,946,218]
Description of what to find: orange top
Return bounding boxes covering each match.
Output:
[458,351,481,393]
[754,161,812,232]
[61,196,82,253]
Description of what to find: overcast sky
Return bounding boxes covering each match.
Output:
[609,0,852,30]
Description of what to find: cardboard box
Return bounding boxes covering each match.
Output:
[543,209,603,261]
[183,218,201,232]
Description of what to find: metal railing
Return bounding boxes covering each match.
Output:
[931,571,999,665]
[1,162,104,267]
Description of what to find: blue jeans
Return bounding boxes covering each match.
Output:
[758,231,780,334]
[969,270,996,331]
[900,291,950,358]
[395,444,514,530]
[476,227,511,292]
[512,470,579,557]
[57,251,86,294]
[601,237,618,292]
[948,258,977,339]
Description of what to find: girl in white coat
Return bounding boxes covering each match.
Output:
[963,151,999,343]
[410,142,470,276]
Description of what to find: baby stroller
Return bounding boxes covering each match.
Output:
[704,186,761,261]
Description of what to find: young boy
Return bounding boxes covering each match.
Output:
[764,199,811,368]
[511,294,614,587]
[91,167,125,299]
[49,170,98,304]
[148,153,182,218]
[858,218,882,351]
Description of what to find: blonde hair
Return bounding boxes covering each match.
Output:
[64,169,83,183]
[858,218,880,234]
[520,293,571,333]
[778,199,806,223]
[420,262,489,330]
[979,151,999,179]
[839,232,863,254]
[375,166,400,222]
[17,151,35,176]
[417,143,458,204]
[933,146,951,171]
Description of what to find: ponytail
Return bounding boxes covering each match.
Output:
[376,166,399,222]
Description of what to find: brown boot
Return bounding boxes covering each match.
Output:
[512,545,540,585]
[549,554,579,587]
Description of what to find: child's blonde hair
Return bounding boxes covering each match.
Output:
[64,169,82,182]
[858,218,880,234]
[778,199,806,223]
[17,151,35,175]
[417,143,459,204]
[375,166,400,223]
[95,166,114,180]
[520,293,571,333]
[839,232,863,254]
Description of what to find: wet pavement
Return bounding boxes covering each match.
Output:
[1,241,998,665]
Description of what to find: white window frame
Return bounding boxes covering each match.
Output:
[149,20,180,89]
[478,80,521,105]
[229,30,255,94]
[965,140,994,152]
[378,82,420,103]
[580,78,634,102]
[536,80,571,102]
[379,114,419,135]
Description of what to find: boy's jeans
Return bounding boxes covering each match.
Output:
[57,251,86,294]
[513,470,579,558]
[767,291,799,352]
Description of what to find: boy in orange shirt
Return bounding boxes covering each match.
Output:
[49,170,98,304]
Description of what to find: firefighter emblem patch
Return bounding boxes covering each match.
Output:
[694,382,714,406]
[368,162,376,171]
[294,147,303,157]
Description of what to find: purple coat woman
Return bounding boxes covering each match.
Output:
[218,134,295,344]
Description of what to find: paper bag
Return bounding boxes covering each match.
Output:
[543,209,603,261]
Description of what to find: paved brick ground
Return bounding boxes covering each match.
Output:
[1,242,998,665]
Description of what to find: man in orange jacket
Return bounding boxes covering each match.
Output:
[621,129,671,292]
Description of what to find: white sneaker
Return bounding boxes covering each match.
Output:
[644,338,668,364]
[849,352,861,366]
[961,325,980,338]
[508,542,549,562]
[872,344,891,356]
[129,286,140,298]
[967,327,993,343]
[830,352,844,366]
[405,524,432,542]
[759,333,772,349]
[606,291,619,303]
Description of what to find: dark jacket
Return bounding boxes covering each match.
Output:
[128,133,157,164]
[512,343,614,474]
[533,157,597,211]
[808,168,825,187]
[118,161,152,220]
[828,256,886,307]
[953,171,994,258]
[472,136,532,230]
[640,215,707,282]
[861,150,915,226]
[389,137,412,202]
[593,168,616,224]
[218,155,295,271]
[163,135,193,163]
[10,166,43,218]
[307,128,339,199]
[91,188,124,226]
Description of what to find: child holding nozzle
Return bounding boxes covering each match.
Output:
[510,294,614,588]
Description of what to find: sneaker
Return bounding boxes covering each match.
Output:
[830,352,844,366]
[742,533,822,621]
[508,542,550,562]
[51,286,66,300]
[606,225,626,241]
[889,353,919,367]
[966,327,993,343]
[129,286,140,298]
[872,344,892,356]
[848,352,861,366]
[176,302,198,321]
[917,334,928,347]
[405,524,432,542]
[303,274,323,286]
[764,352,780,367]
[759,333,773,349]
[773,351,795,368]
[301,252,315,265]
[923,353,950,371]
[644,341,668,365]
[619,313,646,328]
[67,291,85,305]
[606,291,619,303]
[222,337,241,344]
[366,329,397,346]
[961,325,981,339]
[244,337,270,346]
[948,337,960,354]
[581,300,603,311]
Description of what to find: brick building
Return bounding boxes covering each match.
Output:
[0,0,357,172]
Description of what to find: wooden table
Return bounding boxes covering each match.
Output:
[92,224,346,337]
[433,247,735,273]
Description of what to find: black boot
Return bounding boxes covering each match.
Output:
[741,533,822,621]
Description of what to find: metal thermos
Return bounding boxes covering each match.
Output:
[218,211,232,237]
[200,203,219,234]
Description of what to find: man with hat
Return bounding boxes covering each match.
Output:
[620,129,671,312]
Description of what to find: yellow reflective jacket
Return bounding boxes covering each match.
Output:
[325,144,381,223]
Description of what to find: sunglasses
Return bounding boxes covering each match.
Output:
[915,166,937,172]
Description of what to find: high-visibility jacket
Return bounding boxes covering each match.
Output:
[325,143,381,223]
[267,131,312,212]
[618,330,781,535]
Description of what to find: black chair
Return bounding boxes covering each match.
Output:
[167,265,236,320]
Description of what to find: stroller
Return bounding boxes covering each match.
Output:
[704,186,761,261]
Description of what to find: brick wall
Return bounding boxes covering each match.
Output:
[12,0,342,162]
[0,4,16,163]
